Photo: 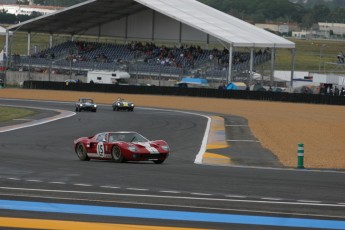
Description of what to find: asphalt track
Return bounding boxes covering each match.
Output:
[0,99,344,230]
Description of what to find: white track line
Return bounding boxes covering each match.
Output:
[0,103,75,133]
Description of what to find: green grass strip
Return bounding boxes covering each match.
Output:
[0,107,37,122]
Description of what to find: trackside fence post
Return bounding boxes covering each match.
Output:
[297,143,304,169]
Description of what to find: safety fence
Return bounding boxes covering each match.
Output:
[23,81,345,106]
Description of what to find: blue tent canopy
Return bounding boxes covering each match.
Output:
[180,78,208,85]
[226,82,247,90]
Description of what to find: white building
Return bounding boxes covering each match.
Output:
[319,22,345,37]
[0,4,62,16]
[255,23,297,35]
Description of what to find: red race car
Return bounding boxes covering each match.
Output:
[74,131,169,164]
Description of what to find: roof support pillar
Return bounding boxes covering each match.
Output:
[227,45,233,84]
[98,24,101,40]
[179,22,182,45]
[5,30,9,62]
[290,48,296,88]
[49,34,53,48]
[249,47,254,83]
[27,32,31,56]
[270,48,276,86]
[151,10,155,41]
[125,16,128,42]
[4,30,10,87]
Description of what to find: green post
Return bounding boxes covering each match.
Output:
[297,143,304,169]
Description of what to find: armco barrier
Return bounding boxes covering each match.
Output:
[22,81,345,106]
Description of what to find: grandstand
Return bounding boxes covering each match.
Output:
[4,0,295,85]
[13,40,273,81]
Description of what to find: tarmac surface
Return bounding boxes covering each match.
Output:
[0,98,344,229]
[1,88,345,169]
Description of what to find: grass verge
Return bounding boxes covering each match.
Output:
[0,106,37,122]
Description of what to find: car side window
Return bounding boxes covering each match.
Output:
[96,133,106,142]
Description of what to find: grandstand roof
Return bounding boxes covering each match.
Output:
[7,0,295,49]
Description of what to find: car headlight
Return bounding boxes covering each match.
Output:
[128,146,138,152]
[130,104,134,107]
[79,104,83,106]
[94,105,97,107]
[117,103,121,106]
[161,145,169,151]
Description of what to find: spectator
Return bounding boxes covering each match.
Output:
[319,84,326,94]
[340,87,345,96]
[218,83,226,90]
[337,52,344,63]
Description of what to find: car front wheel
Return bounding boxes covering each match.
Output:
[76,143,90,161]
[112,145,124,163]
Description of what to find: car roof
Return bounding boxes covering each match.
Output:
[107,131,138,134]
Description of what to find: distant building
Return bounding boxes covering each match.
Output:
[255,22,299,35]
[0,4,63,16]
[318,22,345,38]
[0,0,16,4]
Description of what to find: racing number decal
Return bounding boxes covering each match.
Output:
[97,142,105,158]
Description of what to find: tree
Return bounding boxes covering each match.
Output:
[300,13,314,29]
[17,0,29,5]
[329,8,345,23]
[311,4,331,22]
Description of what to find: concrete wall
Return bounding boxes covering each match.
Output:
[4,71,178,87]
[5,71,85,86]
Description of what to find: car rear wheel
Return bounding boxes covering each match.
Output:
[153,159,165,164]
[76,143,90,161]
[112,145,124,163]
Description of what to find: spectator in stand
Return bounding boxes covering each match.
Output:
[218,83,226,90]
[340,87,345,96]
[329,86,334,95]
[319,84,326,95]
[337,52,344,64]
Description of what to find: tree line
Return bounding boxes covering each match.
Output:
[199,0,345,29]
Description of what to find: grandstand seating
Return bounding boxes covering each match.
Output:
[10,40,271,80]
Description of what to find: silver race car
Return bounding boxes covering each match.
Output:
[75,98,97,112]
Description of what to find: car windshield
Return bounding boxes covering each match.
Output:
[81,99,93,103]
[108,133,149,143]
